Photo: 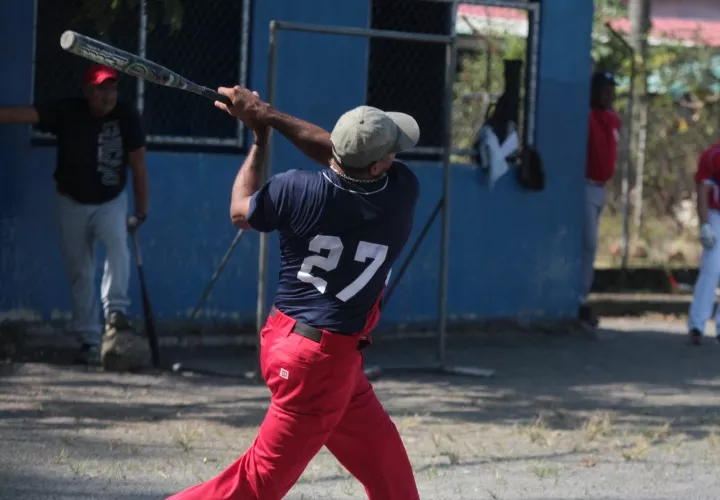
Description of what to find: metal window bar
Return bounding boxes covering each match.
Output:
[29,0,250,149]
[392,0,541,157]
[252,10,543,381]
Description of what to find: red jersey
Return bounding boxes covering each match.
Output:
[586,108,622,183]
[694,142,720,210]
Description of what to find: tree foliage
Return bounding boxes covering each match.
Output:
[452,0,719,235]
[74,0,184,37]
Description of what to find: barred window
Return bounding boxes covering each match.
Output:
[32,0,250,151]
[368,0,452,154]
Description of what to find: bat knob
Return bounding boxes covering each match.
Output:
[60,30,77,50]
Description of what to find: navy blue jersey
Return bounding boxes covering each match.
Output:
[246,162,419,333]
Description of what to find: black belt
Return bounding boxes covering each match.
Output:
[269,306,370,351]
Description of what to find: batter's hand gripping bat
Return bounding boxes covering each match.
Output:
[131,233,161,368]
[59,30,232,106]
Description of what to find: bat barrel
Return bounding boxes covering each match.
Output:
[60,30,77,51]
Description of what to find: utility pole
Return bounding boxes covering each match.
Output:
[628,0,652,232]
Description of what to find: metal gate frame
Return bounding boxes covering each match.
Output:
[249,0,541,381]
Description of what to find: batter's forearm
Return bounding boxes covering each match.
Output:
[258,106,332,167]
[230,142,267,226]
[0,106,39,124]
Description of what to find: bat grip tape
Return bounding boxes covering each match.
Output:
[201,87,233,106]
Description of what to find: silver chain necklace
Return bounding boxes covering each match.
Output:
[330,166,388,184]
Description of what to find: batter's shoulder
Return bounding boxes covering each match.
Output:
[270,168,325,192]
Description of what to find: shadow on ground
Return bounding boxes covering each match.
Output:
[0,468,174,500]
[2,320,719,442]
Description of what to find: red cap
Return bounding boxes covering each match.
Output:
[84,64,118,86]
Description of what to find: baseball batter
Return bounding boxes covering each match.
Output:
[687,142,720,345]
[167,87,421,500]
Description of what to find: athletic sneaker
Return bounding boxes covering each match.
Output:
[106,311,132,331]
[75,343,100,365]
[688,328,702,346]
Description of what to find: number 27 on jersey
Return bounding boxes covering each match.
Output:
[297,235,390,302]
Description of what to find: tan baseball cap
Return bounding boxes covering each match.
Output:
[330,106,420,169]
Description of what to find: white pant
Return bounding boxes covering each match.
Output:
[55,191,131,345]
[688,210,720,334]
[579,182,607,304]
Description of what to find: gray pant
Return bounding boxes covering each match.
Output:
[55,191,131,346]
[579,182,607,304]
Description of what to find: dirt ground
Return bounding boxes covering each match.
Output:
[2,317,720,499]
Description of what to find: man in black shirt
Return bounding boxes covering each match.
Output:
[0,64,150,365]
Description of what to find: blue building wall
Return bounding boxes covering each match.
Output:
[0,0,594,329]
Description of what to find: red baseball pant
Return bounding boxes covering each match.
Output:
[167,307,419,500]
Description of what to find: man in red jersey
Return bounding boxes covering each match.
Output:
[579,71,621,326]
[687,141,720,345]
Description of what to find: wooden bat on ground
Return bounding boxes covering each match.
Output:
[131,233,160,368]
[60,30,232,106]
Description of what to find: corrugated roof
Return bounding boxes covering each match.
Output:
[457,3,720,47]
[607,17,720,47]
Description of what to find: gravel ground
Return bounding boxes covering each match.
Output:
[2,317,720,500]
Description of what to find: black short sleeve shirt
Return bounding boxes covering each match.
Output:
[36,98,146,204]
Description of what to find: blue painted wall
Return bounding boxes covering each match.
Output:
[0,0,594,329]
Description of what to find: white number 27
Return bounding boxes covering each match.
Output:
[297,235,389,302]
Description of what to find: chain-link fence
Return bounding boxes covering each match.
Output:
[369,1,538,163]
[367,0,453,161]
[32,0,250,149]
[452,3,532,162]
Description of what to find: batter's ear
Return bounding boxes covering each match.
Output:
[369,155,393,177]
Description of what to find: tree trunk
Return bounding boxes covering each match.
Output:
[628,0,652,233]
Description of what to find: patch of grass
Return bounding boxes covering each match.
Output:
[582,412,615,442]
[341,479,356,496]
[706,431,720,450]
[397,414,423,433]
[621,439,652,461]
[440,450,461,465]
[174,425,200,453]
[618,420,673,461]
[641,420,673,442]
[521,415,555,447]
[529,463,561,480]
[426,465,441,480]
[430,432,462,465]
[60,434,79,447]
[68,460,88,476]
